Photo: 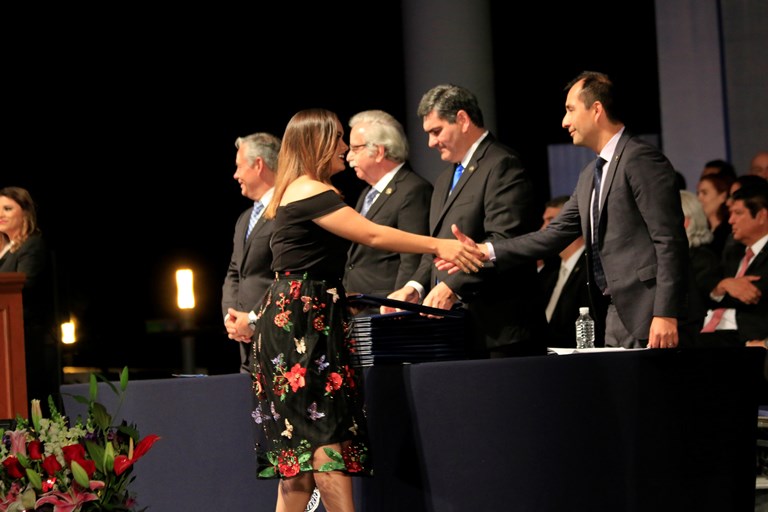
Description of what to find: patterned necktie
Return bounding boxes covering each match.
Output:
[360,188,380,217]
[701,246,755,332]
[590,157,608,292]
[450,163,465,192]
[245,200,264,241]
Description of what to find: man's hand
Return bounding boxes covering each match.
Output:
[226,308,255,342]
[647,316,678,349]
[435,225,488,274]
[421,282,458,318]
[381,286,419,314]
[715,275,762,304]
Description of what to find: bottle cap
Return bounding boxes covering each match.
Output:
[579,307,589,315]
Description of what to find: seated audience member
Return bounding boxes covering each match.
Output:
[700,158,737,181]
[749,150,768,179]
[343,109,432,305]
[536,195,591,348]
[729,174,768,205]
[678,190,721,347]
[697,173,735,257]
[537,196,566,274]
[699,184,768,348]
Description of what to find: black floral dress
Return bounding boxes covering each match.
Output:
[251,190,372,479]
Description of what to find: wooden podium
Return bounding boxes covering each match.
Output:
[0,273,27,419]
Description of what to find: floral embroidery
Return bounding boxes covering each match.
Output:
[285,363,307,392]
[307,402,326,421]
[294,337,306,354]
[325,372,343,395]
[281,419,294,439]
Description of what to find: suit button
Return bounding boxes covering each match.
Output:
[348,264,354,270]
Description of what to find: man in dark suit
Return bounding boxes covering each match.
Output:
[536,195,591,348]
[385,84,544,358]
[449,71,688,349]
[343,110,432,301]
[700,184,768,348]
[222,132,281,373]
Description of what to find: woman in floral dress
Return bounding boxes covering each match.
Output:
[227,108,483,512]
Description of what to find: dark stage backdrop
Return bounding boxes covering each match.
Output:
[2,1,660,376]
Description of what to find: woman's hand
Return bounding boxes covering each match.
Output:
[434,224,488,274]
[434,225,486,273]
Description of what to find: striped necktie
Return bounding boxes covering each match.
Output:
[360,188,380,217]
[245,200,264,241]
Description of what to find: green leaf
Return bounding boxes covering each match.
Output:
[267,452,279,465]
[92,402,112,430]
[258,466,277,478]
[323,447,344,463]
[86,440,107,474]
[25,468,42,490]
[298,451,312,463]
[16,453,30,468]
[96,372,120,397]
[71,460,91,488]
[318,461,345,472]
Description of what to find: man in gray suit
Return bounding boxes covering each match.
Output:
[386,84,544,358]
[449,71,688,349]
[222,132,281,372]
[343,110,432,301]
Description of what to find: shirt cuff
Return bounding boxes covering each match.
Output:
[485,242,497,262]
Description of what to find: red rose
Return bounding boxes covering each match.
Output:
[28,439,44,460]
[42,454,63,476]
[2,456,24,479]
[62,443,86,464]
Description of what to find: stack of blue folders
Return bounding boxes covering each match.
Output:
[347,294,467,367]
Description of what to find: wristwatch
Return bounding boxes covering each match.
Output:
[247,311,258,331]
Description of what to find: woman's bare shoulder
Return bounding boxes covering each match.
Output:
[282,177,336,204]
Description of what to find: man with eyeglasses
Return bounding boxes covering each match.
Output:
[343,109,432,306]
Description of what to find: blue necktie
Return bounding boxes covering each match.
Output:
[360,188,380,217]
[245,200,264,241]
[590,157,608,292]
[450,163,465,192]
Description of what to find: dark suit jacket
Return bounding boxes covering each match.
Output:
[0,232,58,406]
[343,165,432,297]
[0,233,53,327]
[541,249,593,348]
[678,243,721,347]
[709,241,768,343]
[493,131,688,342]
[411,133,544,353]
[221,204,275,372]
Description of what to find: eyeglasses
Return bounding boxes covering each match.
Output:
[348,143,370,154]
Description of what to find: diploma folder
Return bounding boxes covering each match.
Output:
[346,294,467,366]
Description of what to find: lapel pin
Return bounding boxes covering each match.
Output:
[385,187,393,195]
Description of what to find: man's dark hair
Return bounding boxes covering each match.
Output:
[566,71,624,124]
[732,182,768,217]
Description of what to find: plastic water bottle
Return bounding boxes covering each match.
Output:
[575,307,595,349]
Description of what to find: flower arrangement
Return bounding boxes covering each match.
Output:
[0,367,160,512]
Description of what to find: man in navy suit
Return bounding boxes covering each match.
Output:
[700,183,768,348]
[385,84,544,358]
[342,110,432,302]
[449,71,688,349]
[222,132,281,373]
